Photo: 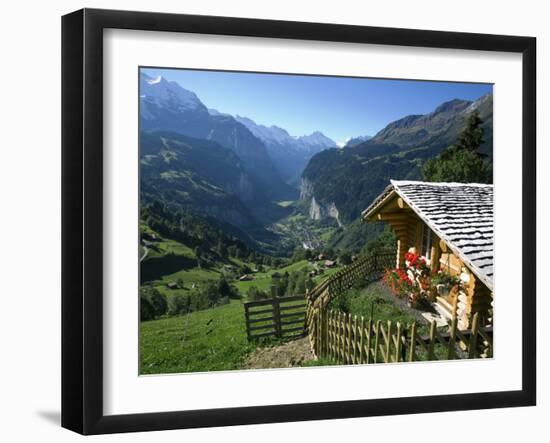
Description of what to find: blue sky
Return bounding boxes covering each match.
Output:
[142,67,492,144]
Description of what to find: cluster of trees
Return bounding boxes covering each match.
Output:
[360,228,396,257]
[247,268,316,302]
[140,277,240,321]
[140,286,169,321]
[141,200,288,269]
[423,111,492,184]
[141,200,256,265]
[289,245,349,264]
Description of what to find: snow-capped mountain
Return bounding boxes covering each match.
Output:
[139,71,336,188]
[207,108,231,118]
[234,116,295,146]
[295,131,337,152]
[140,73,204,112]
[234,116,336,184]
[139,72,296,201]
[235,117,336,152]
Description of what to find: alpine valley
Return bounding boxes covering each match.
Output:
[139,71,493,267]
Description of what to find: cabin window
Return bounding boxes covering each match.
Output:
[421,225,433,263]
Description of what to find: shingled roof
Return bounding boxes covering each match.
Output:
[362,180,494,291]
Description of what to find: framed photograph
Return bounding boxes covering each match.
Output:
[62,8,536,434]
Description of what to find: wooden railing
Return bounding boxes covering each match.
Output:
[305,252,493,362]
[244,295,306,341]
[307,252,395,308]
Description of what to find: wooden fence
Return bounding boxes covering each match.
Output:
[307,252,396,310]
[306,252,493,363]
[244,294,306,341]
[309,307,492,363]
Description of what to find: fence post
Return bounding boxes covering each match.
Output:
[468,312,480,358]
[347,314,353,364]
[359,316,365,364]
[321,308,326,357]
[327,311,334,359]
[366,319,372,364]
[374,320,381,363]
[351,315,360,365]
[395,322,402,362]
[338,312,344,364]
[272,286,282,339]
[408,322,417,362]
[427,320,436,360]
[385,321,392,363]
[244,305,251,341]
[447,315,457,360]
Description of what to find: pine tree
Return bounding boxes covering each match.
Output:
[455,111,484,152]
[423,111,492,184]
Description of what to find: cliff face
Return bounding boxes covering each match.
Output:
[301,178,342,227]
[300,177,315,200]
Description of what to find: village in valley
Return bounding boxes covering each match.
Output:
[139,69,494,374]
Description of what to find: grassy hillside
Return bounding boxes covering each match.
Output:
[140,299,255,374]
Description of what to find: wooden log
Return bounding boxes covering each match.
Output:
[397,197,409,209]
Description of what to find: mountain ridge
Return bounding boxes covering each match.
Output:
[234,115,336,185]
[139,72,296,201]
[301,93,493,224]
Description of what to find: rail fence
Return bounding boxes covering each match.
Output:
[306,252,493,362]
[244,294,306,341]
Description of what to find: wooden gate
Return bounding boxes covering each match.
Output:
[244,295,306,341]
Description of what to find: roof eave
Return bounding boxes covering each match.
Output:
[361,184,396,221]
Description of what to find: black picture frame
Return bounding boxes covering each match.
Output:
[61,8,536,435]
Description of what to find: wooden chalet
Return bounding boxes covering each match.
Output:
[362,180,493,330]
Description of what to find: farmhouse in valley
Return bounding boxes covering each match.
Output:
[362,180,493,331]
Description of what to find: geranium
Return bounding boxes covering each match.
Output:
[383,268,413,298]
[383,251,441,306]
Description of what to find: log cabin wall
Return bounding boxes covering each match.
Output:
[438,244,493,329]
[471,283,493,327]
[362,181,494,332]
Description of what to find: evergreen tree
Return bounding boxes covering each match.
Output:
[140,287,167,318]
[140,296,156,321]
[168,294,190,316]
[340,252,352,266]
[423,111,492,184]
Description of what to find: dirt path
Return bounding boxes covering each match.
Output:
[244,337,315,369]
